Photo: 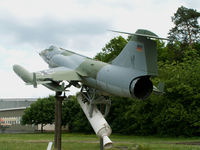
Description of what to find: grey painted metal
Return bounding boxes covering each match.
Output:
[112,41,147,71]
[51,54,86,69]
[112,33,157,75]
[96,64,147,97]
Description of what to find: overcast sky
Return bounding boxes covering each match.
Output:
[0,0,199,98]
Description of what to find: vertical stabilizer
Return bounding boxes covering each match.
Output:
[112,29,158,76]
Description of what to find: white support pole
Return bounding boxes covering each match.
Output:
[77,94,113,149]
[47,142,53,150]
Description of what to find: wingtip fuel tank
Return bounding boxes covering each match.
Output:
[13,64,33,84]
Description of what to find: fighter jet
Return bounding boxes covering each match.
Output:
[13,29,165,101]
[13,29,168,113]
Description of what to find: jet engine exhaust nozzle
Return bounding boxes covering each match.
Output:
[130,76,153,100]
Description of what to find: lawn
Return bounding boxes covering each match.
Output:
[0,133,200,150]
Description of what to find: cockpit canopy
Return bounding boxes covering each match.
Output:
[39,45,62,60]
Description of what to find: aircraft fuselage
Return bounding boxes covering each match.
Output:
[40,46,153,99]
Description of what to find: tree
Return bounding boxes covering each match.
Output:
[95,36,127,62]
[106,97,135,134]
[21,96,55,132]
[168,6,200,46]
[62,96,92,133]
[152,49,200,136]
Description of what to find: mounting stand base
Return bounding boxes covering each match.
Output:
[54,92,66,150]
[100,137,104,150]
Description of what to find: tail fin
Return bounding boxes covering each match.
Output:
[112,29,161,76]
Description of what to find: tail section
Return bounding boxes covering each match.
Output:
[112,29,158,76]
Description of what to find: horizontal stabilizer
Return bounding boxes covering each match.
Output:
[108,30,169,40]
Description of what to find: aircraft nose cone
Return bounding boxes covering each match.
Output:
[40,50,46,56]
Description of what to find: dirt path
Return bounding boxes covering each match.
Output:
[175,141,200,145]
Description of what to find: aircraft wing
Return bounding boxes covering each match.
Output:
[36,67,82,81]
[13,65,82,89]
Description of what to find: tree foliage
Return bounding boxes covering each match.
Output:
[95,36,127,62]
[21,96,55,132]
[168,6,200,45]
[153,50,200,136]
[62,96,92,133]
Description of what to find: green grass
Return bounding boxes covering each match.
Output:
[0,133,200,150]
